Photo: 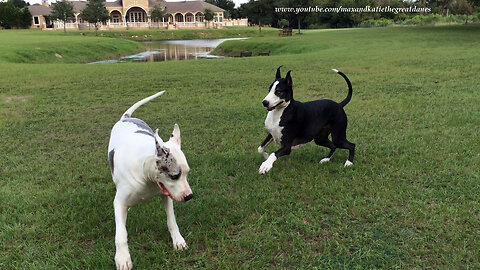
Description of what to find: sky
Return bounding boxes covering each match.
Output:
[27,0,250,7]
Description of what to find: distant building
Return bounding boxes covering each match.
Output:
[28,0,248,30]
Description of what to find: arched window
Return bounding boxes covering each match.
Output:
[195,12,204,22]
[110,10,122,23]
[126,7,147,23]
[185,13,194,22]
[174,13,184,22]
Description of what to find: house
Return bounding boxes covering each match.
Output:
[29,1,54,29]
[28,0,248,30]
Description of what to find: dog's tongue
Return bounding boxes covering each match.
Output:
[158,182,171,197]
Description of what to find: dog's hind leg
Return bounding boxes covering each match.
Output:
[114,195,133,270]
[315,137,336,164]
[336,139,355,167]
[315,126,336,163]
[331,128,355,167]
[330,114,355,167]
[162,196,188,250]
[258,134,273,160]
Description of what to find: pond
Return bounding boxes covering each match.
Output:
[89,38,247,64]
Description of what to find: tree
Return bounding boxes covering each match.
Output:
[150,2,169,27]
[286,0,312,33]
[244,0,275,34]
[204,8,215,28]
[452,0,475,22]
[81,0,109,34]
[278,18,289,28]
[18,6,32,28]
[0,0,32,28]
[50,0,75,33]
[12,0,29,8]
[224,10,231,19]
[0,1,17,28]
[232,2,248,19]
[205,0,235,18]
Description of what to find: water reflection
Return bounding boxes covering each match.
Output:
[138,42,218,62]
[88,38,246,64]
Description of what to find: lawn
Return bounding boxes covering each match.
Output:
[0,30,142,64]
[0,25,479,269]
[65,27,278,41]
[0,28,277,64]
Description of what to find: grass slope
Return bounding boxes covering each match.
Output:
[0,25,479,269]
[0,30,142,63]
[66,27,278,41]
[0,28,277,64]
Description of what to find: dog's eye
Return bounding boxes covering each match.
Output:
[169,169,181,180]
[275,90,281,95]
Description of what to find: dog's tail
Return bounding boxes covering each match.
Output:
[332,69,353,107]
[121,91,165,120]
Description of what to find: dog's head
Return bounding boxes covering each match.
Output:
[154,125,193,202]
[262,66,293,111]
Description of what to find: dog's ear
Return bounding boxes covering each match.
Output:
[154,129,167,156]
[276,66,282,79]
[169,123,181,147]
[286,70,293,87]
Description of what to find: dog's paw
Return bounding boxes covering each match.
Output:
[258,147,270,160]
[344,160,354,167]
[173,237,188,250]
[115,251,133,270]
[259,160,273,174]
[320,157,330,164]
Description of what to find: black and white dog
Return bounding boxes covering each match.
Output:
[257,67,355,174]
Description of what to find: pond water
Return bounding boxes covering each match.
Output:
[89,38,247,64]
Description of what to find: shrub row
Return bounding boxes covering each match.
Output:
[359,13,480,28]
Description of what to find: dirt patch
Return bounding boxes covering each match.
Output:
[0,95,32,121]
[3,95,31,104]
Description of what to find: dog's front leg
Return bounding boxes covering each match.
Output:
[257,134,273,159]
[162,196,188,250]
[114,196,133,270]
[259,144,291,174]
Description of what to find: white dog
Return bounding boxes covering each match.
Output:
[108,91,193,270]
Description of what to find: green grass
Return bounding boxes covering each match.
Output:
[0,28,277,64]
[0,25,479,269]
[213,29,337,56]
[0,29,142,63]
[66,27,278,42]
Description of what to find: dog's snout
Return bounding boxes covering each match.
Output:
[184,194,193,202]
[262,100,269,107]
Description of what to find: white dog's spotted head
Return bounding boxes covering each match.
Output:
[154,125,193,202]
[262,66,293,111]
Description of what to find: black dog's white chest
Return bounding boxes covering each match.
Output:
[264,107,286,144]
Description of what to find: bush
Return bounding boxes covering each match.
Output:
[359,18,393,28]
[278,19,289,29]
[358,13,480,27]
[0,0,31,29]
[423,14,443,24]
